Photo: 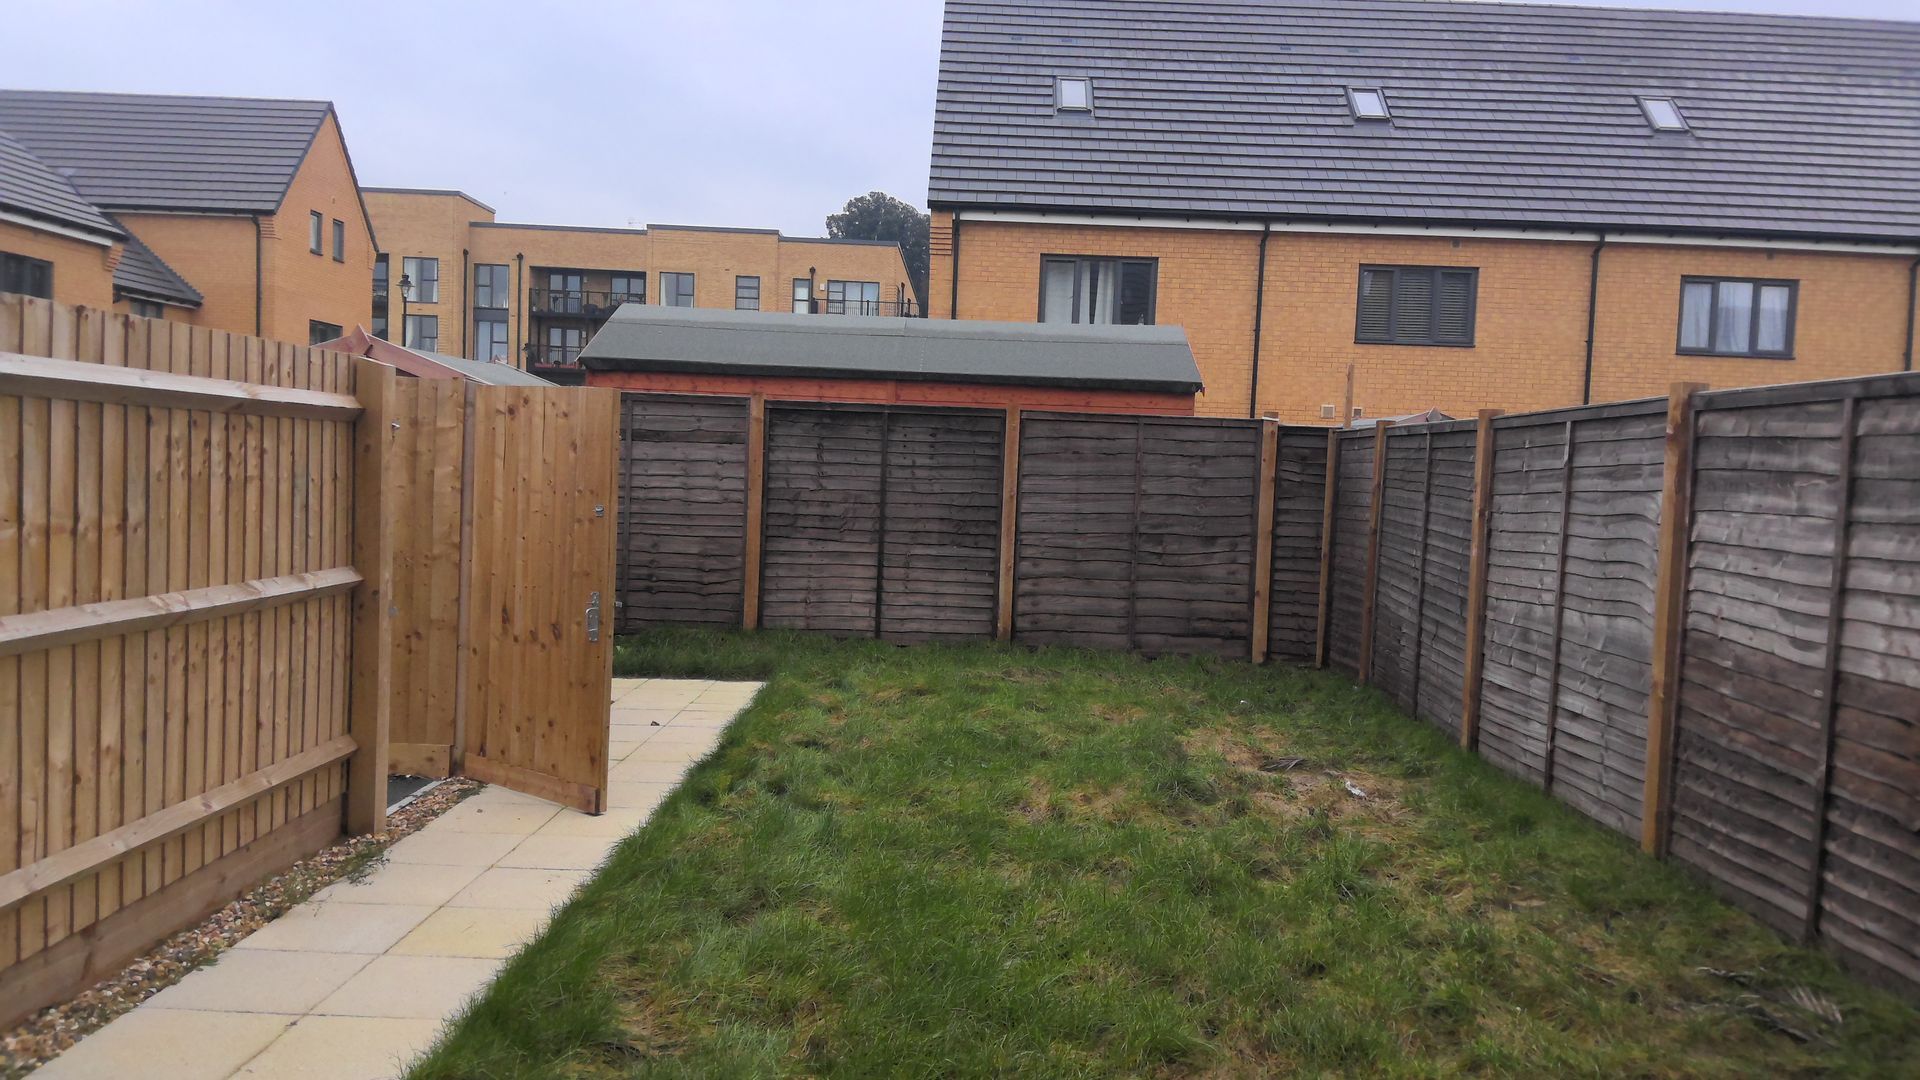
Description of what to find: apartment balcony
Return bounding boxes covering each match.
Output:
[527,288,646,319]
[800,297,920,318]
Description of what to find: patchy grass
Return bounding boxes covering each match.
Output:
[413,631,1919,1078]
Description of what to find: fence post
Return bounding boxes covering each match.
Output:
[741,392,766,631]
[1801,392,1859,941]
[1250,420,1279,662]
[346,358,398,836]
[1642,381,1707,856]
[996,406,1021,642]
[1355,420,1393,684]
[1313,428,1339,668]
[1459,409,1502,750]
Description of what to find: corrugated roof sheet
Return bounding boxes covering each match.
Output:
[111,222,202,307]
[930,0,1920,240]
[0,90,332,213]
[580,305,1204,393]
[0,127,119,237]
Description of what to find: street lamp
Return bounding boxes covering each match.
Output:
[398,273,413,347]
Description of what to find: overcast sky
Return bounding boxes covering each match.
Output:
[5,0,1912,236]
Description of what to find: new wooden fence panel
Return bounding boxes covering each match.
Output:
[386,379,465,777]
[1267,427,1328,662]
[0,293,357,1025]
[879,409,1003,642]
[615,394,749,630]
[1323,431,1374,676]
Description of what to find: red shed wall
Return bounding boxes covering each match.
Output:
[584,370,1196,414]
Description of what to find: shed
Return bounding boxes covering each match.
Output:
[578,305,1202,414]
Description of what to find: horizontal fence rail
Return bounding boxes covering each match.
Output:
[613,374,1920,997]
[0,293,364,1025]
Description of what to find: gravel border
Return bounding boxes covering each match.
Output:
[2,778,485,1077]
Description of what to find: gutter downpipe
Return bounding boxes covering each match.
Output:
[515,252,525,369]
[1581,233,1606,404]
[949,213,962,319]
[1904,253,1919,372]
[1247,223,1271,417]
[461,247,470,360]
[252,214,264,336]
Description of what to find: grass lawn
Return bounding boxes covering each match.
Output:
[410,631,1919,1078]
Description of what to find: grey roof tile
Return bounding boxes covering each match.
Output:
[930,0,1920,240]
[0,90,332,213]
[0,127,118,237]
[111,221,202,307]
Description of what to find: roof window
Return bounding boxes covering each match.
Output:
[1347,87,1391,121]
[1639,96,1688,131]
[1056,77,1092,112]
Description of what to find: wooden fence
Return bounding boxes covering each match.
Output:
[0,294,377,1023]
[614,379,1919,996]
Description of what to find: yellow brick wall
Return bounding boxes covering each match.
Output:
[367,191,913,367]
[114,115,374,341]
[1256,232,1592,423]
[114,212,258,334]
[0,219,118,309]
[266,114,376,344]
[1591,243,1913,403]
[936,217,1919,422]
[936,218,1262,417]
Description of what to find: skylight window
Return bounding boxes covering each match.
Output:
[1056,77,1092,112]
[1639,96,1689,132]
[1348,87,1391,121]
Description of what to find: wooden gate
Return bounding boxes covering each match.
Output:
[379,378,619,813]
[456,386,618,812]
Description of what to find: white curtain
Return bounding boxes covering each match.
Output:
[1041,261,1075,323]
[1714,281,1754,354]
[1757,285,1791,352]
[1679,282,1714,349]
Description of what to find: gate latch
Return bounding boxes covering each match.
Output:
[585,591,602,642]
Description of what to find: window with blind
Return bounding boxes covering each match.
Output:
[1678,276,1796,358]
[1354,265,1477,347]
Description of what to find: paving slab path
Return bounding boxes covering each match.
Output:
[36,678,761,1080]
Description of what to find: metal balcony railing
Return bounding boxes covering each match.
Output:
[527,288,646,318]
[800,297,920,318]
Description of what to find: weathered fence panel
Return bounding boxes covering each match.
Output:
[1266,428,1328,663]
[1015,414,1260,657]
[1670,378,1919,991]
[878,408,1003,642]
[616,394,749,632]
[1365,422,1478,736]
[1322,430,1374,675]
[0,294,359,1024]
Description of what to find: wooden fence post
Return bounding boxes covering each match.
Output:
[346,358,398,836]
[741,392,766,631]
[1250,421,1279,662]
[1459,409,1502,749]
[1355,420,1392,684]
[996,406,1021,642]
[1801,393,1859,941]
[1313,428,1340,668]
[1642,381,1707,856]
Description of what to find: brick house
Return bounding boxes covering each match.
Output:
[363,189,916,383]
[0,91,377,345]
[926,0,1920,422]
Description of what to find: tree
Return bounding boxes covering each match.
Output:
[826,192,930,315]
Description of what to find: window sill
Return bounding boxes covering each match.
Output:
[1676,349,1795,361]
